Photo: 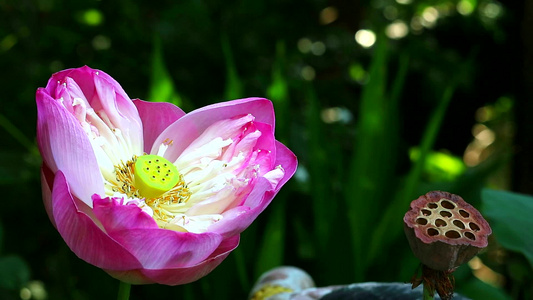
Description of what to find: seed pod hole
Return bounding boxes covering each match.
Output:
[421,209,431,216]
[464,232,476,240]
[459,209,470,218]
[416,218,428,225]
[427,228,439,236]
[453,220,465,229]
[440,211,452,218]
[445,230,460,239]
[435,219,447,227]
[428,203,438,209]
[441,200,455,209]
[469,222,480,231]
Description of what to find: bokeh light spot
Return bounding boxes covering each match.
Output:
[410,16,424,33]
[355,29,376,48]
[311,41,326,55]
[92,35,111,50]
[383,6,398,20]
[301,66,316,81]
[321,107,353,124]
[81,9,104,26]
[386,21,409,39]
[297,38,312,53]
[319,6,338,25]
[421,6,439,28]
[0,34,17,52]
[482,2,502,19]
[349,63,365,81]
[457,0,476,16]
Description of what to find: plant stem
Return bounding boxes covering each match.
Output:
[423,281,434,300]
[117,281,131,300]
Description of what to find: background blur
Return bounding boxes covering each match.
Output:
[0,0,532,299]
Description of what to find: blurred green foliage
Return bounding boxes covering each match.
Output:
[482,189,533,268]
[0,0,530,299]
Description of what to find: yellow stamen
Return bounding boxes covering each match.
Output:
[109,155,192,227]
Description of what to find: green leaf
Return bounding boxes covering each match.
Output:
[0,221,3,254]
[254,199,286,279]
[0,114,39,156]
[458,276,512,300]
[267,41,288,105]
[368,82,455,263]
[148,36,183,107]
[482,189,533,268]
[344,35,392,281]
[267,40,289,139]
[305,85,330,253]
[0,255,30,290]
[221,33,243,100]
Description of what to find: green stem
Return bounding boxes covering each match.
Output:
[423,281,434,300]
[117,281,131,300]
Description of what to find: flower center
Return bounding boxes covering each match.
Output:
[108,155,192,226]
[134,155,180,199]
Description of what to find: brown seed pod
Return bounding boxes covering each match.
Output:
[404,191,492,271]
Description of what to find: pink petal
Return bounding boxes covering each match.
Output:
[107,229,223,269]
[105,235,239,285]
[40,164,56,228]
[36,89,104,205]
[91,208,224,269]
[92,195,224,269]
[51,171,142,270]
[208,143,297,238]
[178,114,255,161]
[208,177,274,238]
[271,141,298,191]
[92,195,159,230]
[150,98,275,162]
[92,72,143,150]
[46,66,144,154]
[133,99,186,153]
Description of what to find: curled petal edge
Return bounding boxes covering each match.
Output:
[105,235,240,285]
[93,195,224,269]
[51,171,143,271]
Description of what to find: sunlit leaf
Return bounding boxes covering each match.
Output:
[409,148,466,182]
[148,36,183,107]
[482,189,533,268]
[267,41,288,104]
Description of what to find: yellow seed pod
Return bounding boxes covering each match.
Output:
[134,155,180,199]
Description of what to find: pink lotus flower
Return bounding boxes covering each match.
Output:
[36,66,297,285]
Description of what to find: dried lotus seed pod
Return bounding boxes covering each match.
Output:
[403,191,492,271]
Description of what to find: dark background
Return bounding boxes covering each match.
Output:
[0,0,531,299]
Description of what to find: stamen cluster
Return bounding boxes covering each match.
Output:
[108,156,192,225]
